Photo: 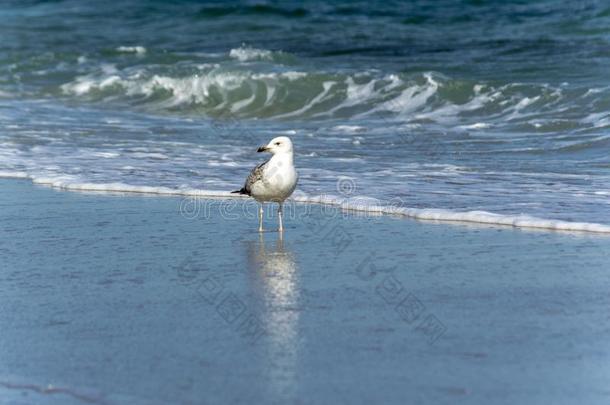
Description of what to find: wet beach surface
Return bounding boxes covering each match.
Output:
[1,179,610,404]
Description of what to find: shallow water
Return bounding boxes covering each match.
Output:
[2,180,610,404]
[1,0,609,228]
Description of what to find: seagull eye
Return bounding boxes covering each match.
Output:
[275,142,281,146]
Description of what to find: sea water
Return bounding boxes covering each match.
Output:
[1,0,609,231]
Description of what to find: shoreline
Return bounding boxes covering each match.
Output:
[2,173,610,234]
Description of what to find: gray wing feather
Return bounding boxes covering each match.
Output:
[243,160,268,195]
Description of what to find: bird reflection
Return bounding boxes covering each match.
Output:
[246,233,299,401]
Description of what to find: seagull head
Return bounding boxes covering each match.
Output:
[257,136,293,155]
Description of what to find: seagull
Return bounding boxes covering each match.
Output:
[232,136,298,232]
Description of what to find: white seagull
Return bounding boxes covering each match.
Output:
[232,136,298,232]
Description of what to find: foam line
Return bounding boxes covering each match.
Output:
[2,172,609,234]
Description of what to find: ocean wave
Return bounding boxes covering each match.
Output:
[2,171,609,234]
[116,46,147,55]
[0,42,603,128]
[58,66,596,125]
[229,46,277,62]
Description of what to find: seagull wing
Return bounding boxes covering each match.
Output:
[232,160,269,195]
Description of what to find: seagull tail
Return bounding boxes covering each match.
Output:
[231,188,248,195]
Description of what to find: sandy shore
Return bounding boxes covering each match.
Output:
[1,179,610,404]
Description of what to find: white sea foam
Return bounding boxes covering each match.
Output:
[0,170,29,179]
[58,66,575,124]
[582,112,610,128]
[116,46,147,55]
[315,75,384,117]
[90,151,120,158]
[460,122,491,130]
[61,70,312,112]
[387,74,440,116]
[4,170,609,234]
[229,46,273,62]
[504,96,541,121]
[291,194,610,234]
[252,72,306,81]
[332,125,367,134]
[416,85,495,124]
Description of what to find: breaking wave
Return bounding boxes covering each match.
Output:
[57,62,610,128]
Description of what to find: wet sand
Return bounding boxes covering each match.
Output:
[1,179,610,404]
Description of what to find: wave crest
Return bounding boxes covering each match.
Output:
[58,64,608,127]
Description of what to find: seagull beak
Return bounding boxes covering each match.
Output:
[257,146,269,153]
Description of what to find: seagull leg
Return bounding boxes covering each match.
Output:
[258,204,264,232]
[278,202,284,232]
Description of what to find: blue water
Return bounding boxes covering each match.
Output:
[1,0,609,225]
[2,179,610,404]
[2,3,610,404]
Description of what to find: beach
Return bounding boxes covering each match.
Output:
[2,178,610,404]
[2,1,610,403]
